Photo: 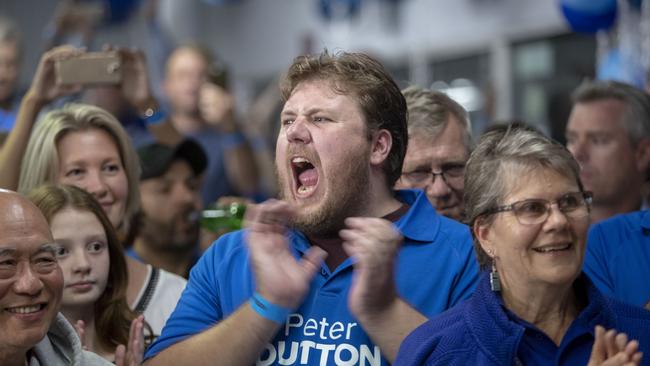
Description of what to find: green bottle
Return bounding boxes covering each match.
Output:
[200,202,247,233]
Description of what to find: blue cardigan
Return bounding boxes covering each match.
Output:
[395,272,650,366]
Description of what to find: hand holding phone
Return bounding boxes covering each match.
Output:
[55,52,122,85]
[27,45,85,105]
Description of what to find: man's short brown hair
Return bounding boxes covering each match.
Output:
[280,51,408,187]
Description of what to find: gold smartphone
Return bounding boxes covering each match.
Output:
[55,52,122,85]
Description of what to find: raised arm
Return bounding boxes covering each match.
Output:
[116,47,160,119]
[0,45,83,189]
[199,82,260,196]
[340,217,428,362]
[145,199,326,365]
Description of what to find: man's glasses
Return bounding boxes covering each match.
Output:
[482,191,593,225]
[400,164,465,187]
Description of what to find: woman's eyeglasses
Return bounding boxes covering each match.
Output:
[482,191,593,225]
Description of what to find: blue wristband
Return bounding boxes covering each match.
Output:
[249,292,291,323]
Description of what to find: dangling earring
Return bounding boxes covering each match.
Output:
[490,261,501,292]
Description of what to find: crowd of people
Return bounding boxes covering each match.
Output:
[1,6,650,366]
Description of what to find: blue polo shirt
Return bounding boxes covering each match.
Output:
[144,189,479,364]
[584,209,650,308]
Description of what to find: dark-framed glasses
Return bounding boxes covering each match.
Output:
[400,163,465,187]
[483,191,593,225]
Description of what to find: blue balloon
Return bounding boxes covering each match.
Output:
[560,0,617,33]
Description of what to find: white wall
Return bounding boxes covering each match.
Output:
[187,0,568,78]
[1,0,570,118]
[183,0,569,118]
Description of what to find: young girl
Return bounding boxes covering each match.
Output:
[29,184,146,363]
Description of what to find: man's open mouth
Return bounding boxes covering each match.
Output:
[291,157,319,197]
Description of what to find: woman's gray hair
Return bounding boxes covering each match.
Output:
[19,103,141,238]
[464,123,584,268]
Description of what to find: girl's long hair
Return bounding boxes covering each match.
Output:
[28,184,145,351]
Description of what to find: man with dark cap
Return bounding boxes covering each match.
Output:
[130,139,207,278]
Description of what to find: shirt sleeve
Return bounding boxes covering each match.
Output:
[448,229,480,307]
[583,224,615,297]
[144,239,224,360]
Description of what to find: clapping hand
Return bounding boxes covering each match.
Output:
[74,315,145,365]
[115,315,145,366]
[339,217,403,319]
[244,199,327,309]
[588,325,643,366]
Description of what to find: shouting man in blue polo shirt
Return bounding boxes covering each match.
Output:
[144,51,478,366]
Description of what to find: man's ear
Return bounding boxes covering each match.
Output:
[635,138,650,173]
[474,217,496,259]
[370,129,392,166]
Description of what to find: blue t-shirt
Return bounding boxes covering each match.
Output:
[144,190,479,364]
[395,272,650,366]
[584,209,650,308]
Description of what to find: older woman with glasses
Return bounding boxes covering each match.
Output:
[395,124,650,366]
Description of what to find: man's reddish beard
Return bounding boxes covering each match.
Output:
[276,146,371,238]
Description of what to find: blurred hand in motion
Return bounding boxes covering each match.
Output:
[244,199,327,309]
[340,217,403,319]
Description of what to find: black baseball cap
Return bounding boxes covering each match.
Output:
[137,139,208,180]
